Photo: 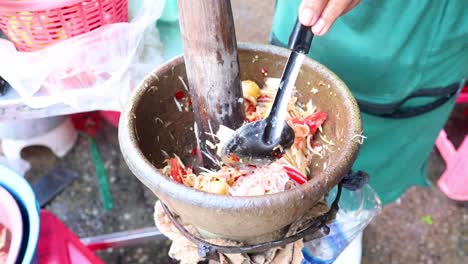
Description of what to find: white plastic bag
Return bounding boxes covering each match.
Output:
[302,184,382,263]
[0,0,165,111]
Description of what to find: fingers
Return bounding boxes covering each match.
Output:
[312,0,351,35]
[343,0,362,15]
[299,0,328,26]
[299,0,362,36]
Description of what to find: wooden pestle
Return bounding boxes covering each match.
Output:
[178,0,244,168]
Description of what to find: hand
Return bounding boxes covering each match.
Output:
[299,0,361,35]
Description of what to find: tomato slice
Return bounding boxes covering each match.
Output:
[303,112,327,134]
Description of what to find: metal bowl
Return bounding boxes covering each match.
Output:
[119,43,362,243]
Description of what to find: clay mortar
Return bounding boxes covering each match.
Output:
[119,43,362,244]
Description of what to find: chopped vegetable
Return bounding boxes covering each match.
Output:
[160,77,330,196]
[303,112,327,134]
[169,158,185,183]
[422,215,433,225]
[201,180,229,195]
[242,80,261,105]
[284,166,307,185]
[175,91,185,100]
[271,147,285,159]
[191,148,198,155]
[0,224,11,264]
[230,153,240,162]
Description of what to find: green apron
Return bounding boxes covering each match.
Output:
[271,0,468,204]
[157,0,468,204]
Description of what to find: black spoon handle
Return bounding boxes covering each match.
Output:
[263,19,314,145]
[288,19,314,54]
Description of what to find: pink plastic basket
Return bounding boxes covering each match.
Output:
[0,0,128,51]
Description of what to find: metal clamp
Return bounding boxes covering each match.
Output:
[161,183,343,258]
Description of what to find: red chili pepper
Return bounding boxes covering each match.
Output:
[271,148,284,159]
[169,158,184,183]
[284,166,307,185]
[260,67,269,76]
[245,102,259,122]
[291,117,303,125]
[191,148,198,155]
[230,153,240,162]
[245,103,256,115]
[175,91,185,100]
[179,164,187,175]
[232,174,243,184]
[303,112,327,134]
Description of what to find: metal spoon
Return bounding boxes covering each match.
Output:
[221,19,314,164]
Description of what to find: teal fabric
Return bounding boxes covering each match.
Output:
[157,0,468,204]
[156,0,182,60]
[272,0,468,204]
[157,19,182,60]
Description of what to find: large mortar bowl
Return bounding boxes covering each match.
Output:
[119,43,362,244]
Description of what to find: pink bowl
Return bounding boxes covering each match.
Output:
[0,185,23,264]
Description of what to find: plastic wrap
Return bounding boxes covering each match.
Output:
[0,0,165,111]
[302,184,382,263]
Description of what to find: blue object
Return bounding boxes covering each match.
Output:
[302,222,348,264]
[301,184,381,263]
[0,165,40,264]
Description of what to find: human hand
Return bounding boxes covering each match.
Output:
[299,0,361,35]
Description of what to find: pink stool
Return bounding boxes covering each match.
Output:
[457,86,468,104]
[436,130,468,201]
[434,85,468,201]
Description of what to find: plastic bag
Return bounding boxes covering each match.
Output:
[0,156,30,177]
[0,0,166,111]
[302,184,382,264]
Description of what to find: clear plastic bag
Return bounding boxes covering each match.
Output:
[302,184,382,264]
[0,0,166,111]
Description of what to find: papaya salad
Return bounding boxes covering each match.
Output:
[0,224,10,263]
[161,77,329,196]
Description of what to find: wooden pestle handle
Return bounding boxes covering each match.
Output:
[178,0,244,168]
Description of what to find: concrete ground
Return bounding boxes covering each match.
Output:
[15,0,468,263]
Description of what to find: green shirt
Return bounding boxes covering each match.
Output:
[157,0,468,204]
[272,0,468,204]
